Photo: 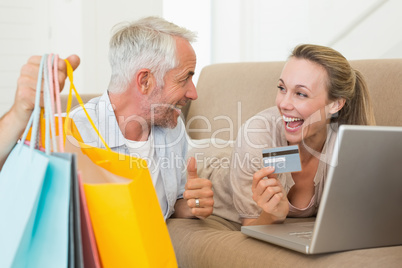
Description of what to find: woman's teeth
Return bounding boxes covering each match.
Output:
[283,115,304,130]
[282,115,303,122]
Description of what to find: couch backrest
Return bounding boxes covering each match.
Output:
[187,59,402,140]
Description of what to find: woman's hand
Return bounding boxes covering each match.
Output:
[0,55,80,170]
[12,54,80,124]
[243,166,289,226]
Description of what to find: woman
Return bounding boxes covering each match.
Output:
[230,44,375,226]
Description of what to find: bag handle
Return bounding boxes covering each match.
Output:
[53,54,64,152]
[44,53,65,152]
[18,54,65,155]
[64,59,111,151]
[43,53,57,154]
[19,56,46,152]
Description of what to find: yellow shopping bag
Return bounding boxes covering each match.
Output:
[63,60,178,268]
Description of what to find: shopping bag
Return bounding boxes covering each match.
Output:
[78,174,102,268]
[22,54,88,267]
[44,53,84,268]
[24,151,71,267]
[0,141,49,268]
[55,152,84,268]
[0,54,72,268]
[63,59,178,268]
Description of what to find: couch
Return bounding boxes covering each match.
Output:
[166,59,402,267]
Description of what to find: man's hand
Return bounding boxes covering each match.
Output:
[174,157,214,219]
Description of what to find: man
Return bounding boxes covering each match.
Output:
[69,17,214,220]
[1,17,213,220]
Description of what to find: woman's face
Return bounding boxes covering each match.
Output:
[275,57,335,146]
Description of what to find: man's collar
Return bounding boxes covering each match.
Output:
[97,91,126,149]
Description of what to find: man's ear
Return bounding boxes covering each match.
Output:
[137,69,154,95]
[329,98,346,115]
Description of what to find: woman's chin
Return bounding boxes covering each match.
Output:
[284,123,303,133]
[283,123,305,144]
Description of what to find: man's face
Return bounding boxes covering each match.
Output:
[148,37,198,128]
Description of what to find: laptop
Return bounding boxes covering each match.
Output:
[241,125,402,254]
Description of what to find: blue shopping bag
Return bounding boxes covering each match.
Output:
[24,151,71,267]
[0,54,73,268]
[0,144,50,267]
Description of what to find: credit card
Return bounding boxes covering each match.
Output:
[262,145,302,174]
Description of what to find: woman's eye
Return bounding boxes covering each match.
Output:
[277,86,285,92]
[297,92,308,98]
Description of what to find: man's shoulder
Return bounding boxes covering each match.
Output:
[68,94,111,146]
[69,96,102,120]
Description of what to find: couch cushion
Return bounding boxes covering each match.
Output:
[167,215,402,268]
[187,62,285,140]
[350,59,402,127]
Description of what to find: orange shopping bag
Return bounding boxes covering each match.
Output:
[63,60,177,268]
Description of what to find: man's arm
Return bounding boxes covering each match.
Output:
[172,198,194,218]
[0,55,80,170]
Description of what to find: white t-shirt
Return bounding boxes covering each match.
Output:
[125,130,168,216]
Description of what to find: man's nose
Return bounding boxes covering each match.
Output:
[186,81,198,100]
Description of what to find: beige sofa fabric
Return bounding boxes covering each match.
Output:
[186,59,402,141]
[349,59,402,127]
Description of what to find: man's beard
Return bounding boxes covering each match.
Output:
[150,104,179,129]
[144,86,185,128]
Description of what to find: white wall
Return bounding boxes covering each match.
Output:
[2,0,402,117]
[211,0,402,63]
[80,0,163,94]
[54,0,163,94]
[163,0,211,85]
[326,0,402,59]
[211,0,310,63]
[0,0,50,115]
[0,0,163,116]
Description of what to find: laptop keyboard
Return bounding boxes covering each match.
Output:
[288,231,313,240]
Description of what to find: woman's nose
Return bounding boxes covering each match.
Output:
[278,93,294,111]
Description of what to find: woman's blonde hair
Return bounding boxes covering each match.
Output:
[291,44,376,126]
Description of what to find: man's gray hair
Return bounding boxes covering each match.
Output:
[108,16,197,93]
